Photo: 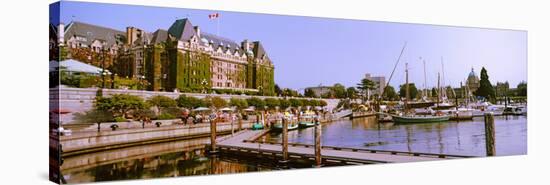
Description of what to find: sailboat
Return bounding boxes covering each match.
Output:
[392,63,450,124]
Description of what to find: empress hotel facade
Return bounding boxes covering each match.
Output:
[51,18,275,95]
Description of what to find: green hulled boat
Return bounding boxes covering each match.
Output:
[391,114,450,124]
[251,122,264,130]
[272,122,299,131]
[298,121,318,128]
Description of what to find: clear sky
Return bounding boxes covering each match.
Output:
[51,1,527,91]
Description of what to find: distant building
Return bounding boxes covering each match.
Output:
[467,68,480,92]
[305,86,332,97]
[365,73,386,95]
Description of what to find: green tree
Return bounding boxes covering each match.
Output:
[279,99,291,109]
[202,96,213,108]
[382,85,398,101]
[211,97,227,109]
[176,95,204,109]
[357,78,377,102]
[147,95,177,108]
[304,88,316,98]
[274,84,283,96]
[229,98,248,110]
[431,87,438,98]
[300,99,310,107]
[332,83,347,99]
[474,67,495,101]
[289,98,303,107]
[495,81,510,97]
[319,100,328,107]
[95,94,147,118]
[399,83,418,100]
[247,97,266,110]
[346,87,358,99]
[517,81,527,96]
[73,109,114,132]
[264,98,280,109]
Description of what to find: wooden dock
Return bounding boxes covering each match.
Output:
[213,130,473,165]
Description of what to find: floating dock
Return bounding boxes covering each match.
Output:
[213,130,473,165]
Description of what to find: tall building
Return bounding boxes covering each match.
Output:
[467,68,480,92]
[364,73,386,95]
[53,19,275,95]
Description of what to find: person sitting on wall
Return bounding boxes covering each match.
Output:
[181,109,189,125]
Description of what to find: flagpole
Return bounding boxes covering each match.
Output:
[216,15,220,36]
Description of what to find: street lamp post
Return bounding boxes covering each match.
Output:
[201,79,208,94]
[101,45,106,88]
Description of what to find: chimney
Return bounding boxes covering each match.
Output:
[126,27,132,45]
[57,23,65,46]
[241,39,250,52]
[194,26,201,38]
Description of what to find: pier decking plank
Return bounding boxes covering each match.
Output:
[217,130,445,163]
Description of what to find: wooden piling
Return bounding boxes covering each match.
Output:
[280,117,289,163]
[484,113,496,156]
[314,117,322,167]
[210,118,218,154]
[238,112,243,131]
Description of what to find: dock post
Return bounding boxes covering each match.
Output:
[231,113,234,136]
[314,116,322,167]
[484,113,496,156]
[280,117,289,163]
[209,118,218,154]
[238,112,243,131]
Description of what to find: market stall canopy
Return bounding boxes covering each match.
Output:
[50,59,111,75]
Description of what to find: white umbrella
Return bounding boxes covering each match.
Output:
[193,107,210,111]
[243,107,255,112]
[219,107,234,112]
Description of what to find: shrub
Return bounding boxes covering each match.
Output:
[279,99,291,109]
[211,96,228,109]
[264,98,280,109]
[147,95,177,108]
[162,107,182,118]
[158,113,175,120]
[95,94,147,118]
[229,98,248,110]
[114,116,127,122]
[247,97,265,110]
[300,99,310,107]
[176,95,204,109]
[289,98,302,107]
[319,100,328,107]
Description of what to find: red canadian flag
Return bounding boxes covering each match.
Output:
[208,13,219,19]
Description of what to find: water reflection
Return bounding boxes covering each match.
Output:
[61,139,272,184]
[261,116,527,156]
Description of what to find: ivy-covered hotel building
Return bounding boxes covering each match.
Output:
[52,18,275,95]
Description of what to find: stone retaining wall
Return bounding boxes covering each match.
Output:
[50,87,340,124]
[60,121,252,153]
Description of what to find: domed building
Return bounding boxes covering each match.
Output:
[467,68,480,92]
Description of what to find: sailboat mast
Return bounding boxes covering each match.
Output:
[437,73,442,107]
[423,59,427,99]
[441,57,446,99]
[405,63,409,112]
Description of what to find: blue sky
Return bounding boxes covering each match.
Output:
[51,1,527,90]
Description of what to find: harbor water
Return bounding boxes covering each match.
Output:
[60,115,526,183]
[260,115,527,156]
